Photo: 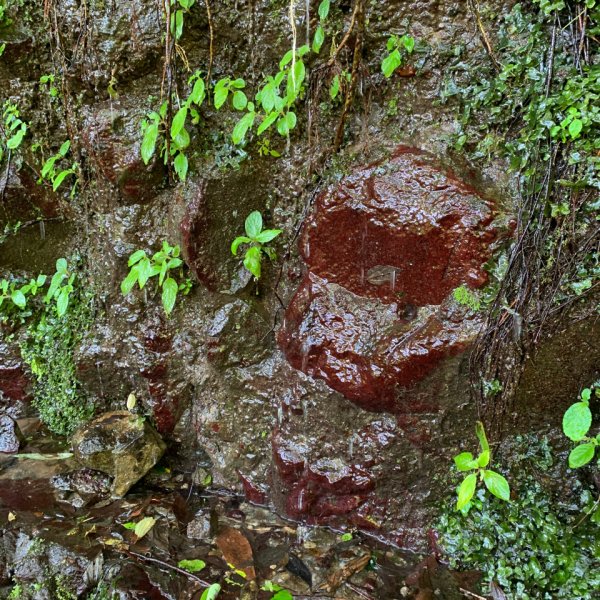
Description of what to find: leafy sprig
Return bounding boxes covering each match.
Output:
[562,384,600,468]
[231,211,282,280]
[454,421,511,511]
[121,241,192,315]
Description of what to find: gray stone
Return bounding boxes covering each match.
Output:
[72,411,166,497]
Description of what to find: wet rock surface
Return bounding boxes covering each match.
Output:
[279,148,502,407]
[71,411,166,497]
[0,424,475,600]
[0,416,24,454]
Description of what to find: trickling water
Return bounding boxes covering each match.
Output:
[390,269,396,292]
[301,341,310,372]
[360,266,365,287]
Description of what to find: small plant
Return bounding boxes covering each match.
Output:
[381,34,415,78]
[44,258,75,317]
[231,211,282,280]
[39,73,59,98]
[453,421,511,511]
[140,71,206,181]
[121,241,192,315]
[214,77,248,111]
[562,384,600,468]
[39,140,79,196]
[0,274,46,313]
[169,0,196,40]
[312,0,331,53]
[261,581,293,600]
[452,285,481,311]
[231,45,310,145]
[1,100,27,163]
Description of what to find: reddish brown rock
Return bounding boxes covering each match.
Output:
[279,147,501,408]
[299,146,497,305]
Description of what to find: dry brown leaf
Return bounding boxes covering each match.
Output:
[215,526,256,580]
[319,552,371,593]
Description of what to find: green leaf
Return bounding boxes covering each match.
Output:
[279,49,294,70]
[41,155,58,178]
[177,559,206,573]
[232,111,256,145]
[285,111,297,131]
[277,116,290,136]
[231,78,246,89]
[171,107,188,140]
[174,152,189,181]
[581,388,592,402]
[381,49,402,78]
[10,289,26,309]
[141,123,159,164]
[568,443,595,468]
[162,277,178,315]
[189,78,206,106]
[260,83,277,112]
[59,140,71,156]
[403,35,415,53]
[214,81,229,109]
[244,211,262,238]
[563,402,592,441]
[231,236,251,255]
[45,271,65,302]
[255,229,281,243]
[257,111,279,135]
[137,258,153,289]
[52,169,74,192]
[482,470,510,502]
[272,592,293,600]
[456,473,477,510]
[128,250,146,267]
[312,25,325,53]
[134,516,156,539]
[122,522,136,530]
[477,450,490,468]
[200,583,221,600]
[174,10,184,39]
[244,246,262,279]
[340,532,353,542]
[568,118,583,139]
[330,75,340,100]
[318,0,331,20]
[453,452,477,472]
[121,267,140,295]
[56,286,70,316]
[475,421,490,453]
[232,91,248,111]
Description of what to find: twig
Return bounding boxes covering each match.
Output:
[205,0,214,86]
[467,0,501,72]
[459,588,488,600]
[127,550,212,587]
[334,0,364,150]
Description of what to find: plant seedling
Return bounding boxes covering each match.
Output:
[121,241,192,315]
[231,211,282,280]
[381,34,415,78]
[453,421,511,511]
[562,385,600,468]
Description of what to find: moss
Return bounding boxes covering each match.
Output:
[20,288,95,436]
[436,436,600,599]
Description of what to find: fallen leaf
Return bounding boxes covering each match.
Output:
[7,512,16,522]
[216,526,256,580]
[134,516,156,539]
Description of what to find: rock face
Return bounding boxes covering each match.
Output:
[279,147,501,410]
[0,416,25,453]
[71,411,166,497]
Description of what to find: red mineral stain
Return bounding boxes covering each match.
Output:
[278,147,504,409]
